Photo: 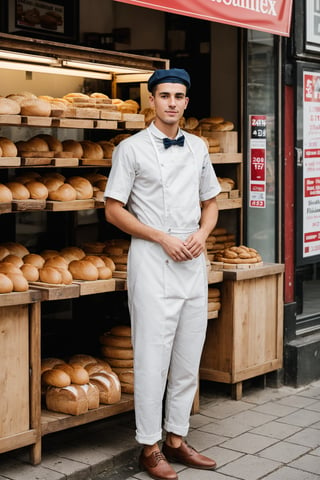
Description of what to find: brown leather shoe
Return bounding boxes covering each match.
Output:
[162,441,217,470]
[139,449,178,480]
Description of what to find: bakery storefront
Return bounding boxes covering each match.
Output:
[0,0,311,466]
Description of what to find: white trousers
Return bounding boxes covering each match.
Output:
[127,237,208,445]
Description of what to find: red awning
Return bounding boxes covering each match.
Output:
[114,0,293,37]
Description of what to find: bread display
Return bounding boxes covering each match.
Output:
[213,245,263,267]
[20,98,51,117]
[46,384,89,415]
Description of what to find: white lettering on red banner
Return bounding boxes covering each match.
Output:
[249,115,266,208]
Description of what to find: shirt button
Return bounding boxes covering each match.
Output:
[165,260,169,264]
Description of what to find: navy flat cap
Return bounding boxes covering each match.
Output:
[148,68,191,91]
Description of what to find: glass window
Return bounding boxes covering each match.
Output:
[245,31,279,262]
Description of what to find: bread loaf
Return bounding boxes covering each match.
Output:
[97,141,114,158]
[62,139,83,158]
[46,384,89,415]
[60,246,85,262]
[105,357,133,368]
[69,354,97,367]
[99,333,132,348]
[42,368,71,387]
[101,345,133,360]
[44,255,68,270]
[5,272,28,291]
[0,262,22,275]
[0,97,20,115]
[4,254,24,267]
[0,137,18,157]
[23,253,45,269]
[35,134,63,153]
[39,266,63,284]
[97,265,112,280]
[48,183,77,201]
[66,176,93,200]
[20,98,51,116]
[1,242,29,257]
[0,246,10,261]
[110,325,131,337]
[42,177,64,193]
[6,181,30,200]
[25,181,49,200]
[54,363,90,385]
[89,371,121,404]
[69,259,99,281]
[41,357,66,374]
[79,383,100,409]
[20,263,40,281]
[0,272,13,293]
[0,184,13,202]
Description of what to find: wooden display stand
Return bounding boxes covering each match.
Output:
[0,290,42,464]
[200,263,284,400]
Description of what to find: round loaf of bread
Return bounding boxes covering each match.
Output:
[60,246,85,261]
[35,134,63,153]
[54,363,90,385]
[48,183,77,201]
[80,141,104,160]
[0,262,22,275]
[6,182,30,200]
[40,250,60,260]
[94,358,113,372]
[100,256,116,272]
[23,253,45,269]
[20,98,51,117]
[21,137,50,153]
[0,184,13,202]
[120,382,134,394]
[44,255,68,270]
[0,272,13,293]
[110,325,131,337]
[104,357,133,368]
[39,266,63,284]
[99,333,132,348]
[26,181,49,200]
[20,263,40,281]
[185,117,199,130]
[0,137,18,157]
[101,345,133,360]
[118,370,134,385]
[42,369,71,387]
[83,255,105,268]
[3,254,23,267]
[0,246,10,261]
[0,97,20,115]
[1,242,29,257]
[66,176,93,200]
[6,272,28,291]
[55,267,73,285]
[41,177,64,193]
[41,357,66,374]
[97,141,114,158]
[62,139,83,158]
[97,265,112,279]
[68,259,99,281]
[69,354,97,367]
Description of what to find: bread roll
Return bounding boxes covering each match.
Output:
[0,137,18,157]
[0,262,22,275]
[97,140,114,158]
[99,333,132,348]
[1,242,29,257]
[120,383,134,394]
[3,254,23,267]
[44,255,68,270]
[20,263,40,281]
[41,357,66,374]
[100,256,116,272]
[185,117,199,130]
[79,383,100,409]
[69,354,97,367]
[41,177,64,193]
[66,176,93,200]
[62,139,83,158]
[105,357,133,368]
[68,260,99,281]
[97,266,112,280]
[54,363,90,385]
[39,266,63,284]
[82,241,106,254]
[19,137,49,153]
[55,267,73,285]
[0,184,13,202]
[20,98,51,117]
[89,372,121,404]
[60,246,85,261]
[101,345,133,360]
[118,370,134,385]
[83,255,105,268]
[25,181,49,200]
[6,182,30,200]
[0,272,13,293]
[0,97,20,115]
[40,249,60,260]
[6,272,28,291]
[0,246,10,261]
[110,325,131,337]
[80,141,104,160]
[42,368,71,387]
[46,385,88,415]
[35,134,63,153]
[48,183,77,201]
[23,253,45,269]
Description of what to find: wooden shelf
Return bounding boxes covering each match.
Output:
[41,394,134,436]
[210,152,242,164]
[217,197,242,210]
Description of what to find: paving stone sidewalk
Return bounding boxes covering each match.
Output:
[0,379,319,480]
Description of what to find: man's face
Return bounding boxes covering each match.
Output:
[149,83,189,126]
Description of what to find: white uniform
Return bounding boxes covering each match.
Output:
[105,122,221,445]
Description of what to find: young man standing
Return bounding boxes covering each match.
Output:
[105,68,221,480]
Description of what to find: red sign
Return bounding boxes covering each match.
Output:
[251,148,266,182]
[115,0,293,36]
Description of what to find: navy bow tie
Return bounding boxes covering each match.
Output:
[163,135,185,149]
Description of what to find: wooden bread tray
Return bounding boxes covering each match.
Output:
[29,282,80,301]
[0,114,21,125]
[72,278,116,295]
[45,199,96,211]
[0,288,41,307]
[100,110,122,120]
[93,120,118,129]
[21,116,52,126]
[51,118,94,128]
[80,157,112,166]
[118,120,145,129]
[12,199,46,211]
[0,157,21,167]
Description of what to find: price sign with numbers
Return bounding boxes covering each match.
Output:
[249,115,267,208]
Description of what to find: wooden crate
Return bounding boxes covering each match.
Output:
[200,263,284,400]
[203,131,238,153]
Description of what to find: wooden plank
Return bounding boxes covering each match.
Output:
[208,310,219,319]
[40,395,134,436]
[20,151,55,158]
[121,113,145,122]
[210,153,242,164]
[0,304,29,436]
[118,121,145,129]
[217,197,242,210]
[100,110,122,120]
[64,107,100,118]
[0,202,12,214]
[51,157,79,167]
[113,271,127,279]
[45,199,96,211]
[12,199,46,211]
[80,158,112,166]
[0,429,38,455]
[0,114,21,125]
[202,131,238,153]
[21,116,52,126]
[73,278,116,295]
[207,270,223,284]
[0,157,21,167]
[29,301,41,465]
[29,282,80,301]
[221,263,285,281]
[51,118,94,128]
[0,289,41,307]
[94,120,118,129]
[20,157,53,166]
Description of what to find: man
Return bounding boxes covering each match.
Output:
[105,68,221,480]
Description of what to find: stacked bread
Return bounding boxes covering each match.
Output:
[100,325,134,394]
[199,116,234,133]
[217,177,236,192]
[41,354,121,415]
[208,287,221,315]
[6,91,52,116]
[213,245,263,266]
[0,242,30,293]
[206,227,236,261]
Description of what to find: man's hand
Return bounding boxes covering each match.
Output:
[184,230,207,258]
[159,234,193,262]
